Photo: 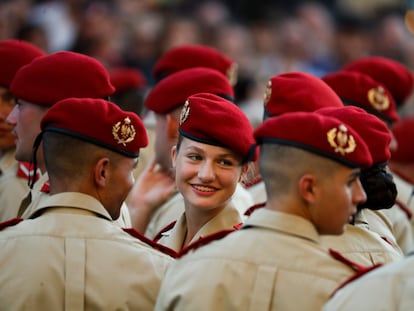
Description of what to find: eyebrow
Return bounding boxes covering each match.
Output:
[183,145,239,159]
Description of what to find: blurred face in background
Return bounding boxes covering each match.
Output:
[0,86,17,151]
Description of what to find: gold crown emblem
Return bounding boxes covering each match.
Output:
[226,63,238,86]
[112,117,136,146]
[264,80,272,105]
[367,86,390,111]
[327,124,356,155]
[180,100,190,125]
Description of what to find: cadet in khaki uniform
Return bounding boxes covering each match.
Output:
[0,98,173,310]
[323,69,414,254]
[155,111,373,311]
[0,39,45,221]
[323,254,414,310]
[6,51,131,226]
[241,71,344,207]
[155,93,255,252]
[127,67,253,237]
[318,106,404,264]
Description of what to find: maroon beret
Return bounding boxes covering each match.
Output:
[11,51,115,107]
[390,117,414,163]
[179,93,255,163]
[0,39,45,88]
[152,44,237,85]
[343,56,414,106]
[41,98,148,157]
[317,106,392,164]
[145,67,234,114]
[322,70,399,123]
[254,112,373,168]
[263,72,343,118]
[109,67,147,93]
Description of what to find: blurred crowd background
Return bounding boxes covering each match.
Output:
[1,0,414,124]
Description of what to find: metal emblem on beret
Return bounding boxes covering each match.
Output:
[227,63,238,86]
[180,100,190,125]
[264,80,272,105]
[367,86,390,111]
[327,124,356,155]
[112,117,136,146]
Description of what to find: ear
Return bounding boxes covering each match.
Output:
[166,114,179,140]
[94,157,110,188]
[239,163,251,182]
[171,145,178,168]
[298,174,317,204]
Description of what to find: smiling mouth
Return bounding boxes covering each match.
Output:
[192,185,217,192]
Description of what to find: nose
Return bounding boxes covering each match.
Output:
[6,105,18,126]
[197,160,215,182]
[353,178,367,206]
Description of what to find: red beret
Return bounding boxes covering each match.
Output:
[41,98,148,157]
[109,67,147,93]
[254,112,373,168]
[152,44,237,85]
[316,106,392,164]
[322,70,399,123]
[0,39,45,88]
[11,51,115,107]
[263,72,343,118]
[145,67,234,114]
[179,93,255,162]
[343,56,414,106]
[390,117,414,163]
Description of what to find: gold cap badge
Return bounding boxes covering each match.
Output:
[180,100,190,125]
[327,124,356,155]
[264,80,272,105]
[112,117,136,146]
[367,86,390,111]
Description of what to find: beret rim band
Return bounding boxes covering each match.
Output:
[43,126,139,158]
[257,137,360,168]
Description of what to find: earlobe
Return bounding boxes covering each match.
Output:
[95,158,110,187]
[299,174,316,204]
[171,145,177,168]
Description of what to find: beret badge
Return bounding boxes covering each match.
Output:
[180,100,190,125]
[367,86,390,111]
[327,124,356,155]
[264,80,272,105]
[112,117,136,146]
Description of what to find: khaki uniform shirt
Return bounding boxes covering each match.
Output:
[21,172,132,227]
[321,221,403,267]
[323,254,414,311]
[155,209,356,311]
[0,150,30,221]
[0,192,173,311]
[145,183,253,238]
[158,204,242,252]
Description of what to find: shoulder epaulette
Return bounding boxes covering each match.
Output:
[395,199,413,220]
[123,227,178,258]
[153,221,177,243]
[244,202,266,217]
[178,224,242,258]
[0,218,24,231]
[328,248,383,298]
